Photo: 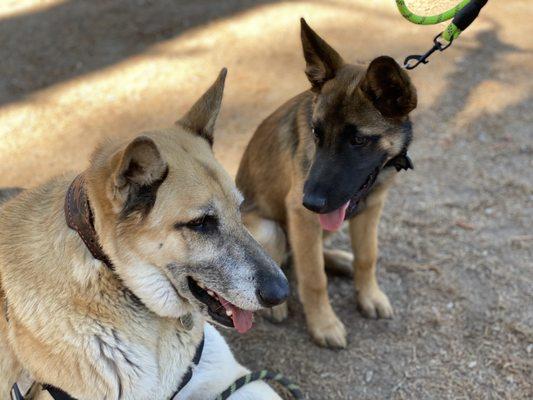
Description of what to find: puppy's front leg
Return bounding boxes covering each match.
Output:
[349,200,393,319]
[286,191,346,348]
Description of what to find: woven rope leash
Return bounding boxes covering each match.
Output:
[215,370,303,400]
[396,0,470,41]
[395,0,488,69]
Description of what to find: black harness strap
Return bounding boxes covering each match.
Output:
[172,336,205,396]
[10,383,23,400]
[42,385,73,400]
[41,337,204,400]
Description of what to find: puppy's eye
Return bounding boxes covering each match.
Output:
[350,135,368,147]
[312,125,323,145]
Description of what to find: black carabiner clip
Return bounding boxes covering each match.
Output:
[404,32,453,70]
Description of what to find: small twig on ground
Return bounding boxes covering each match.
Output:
[455,220,476,230]
[385,262,442,275]
[509,235,533,243]
[390,373,408,397]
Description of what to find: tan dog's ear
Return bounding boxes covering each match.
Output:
[112,136,168,218]
[360,56,417,118]
[177,68,227,146]
[300,18,344,90]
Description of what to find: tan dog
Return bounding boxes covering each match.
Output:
[0,70,289,400]
[236,20,417,348]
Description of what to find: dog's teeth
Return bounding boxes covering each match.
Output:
[226,310,233,316]
[207,290,214,296]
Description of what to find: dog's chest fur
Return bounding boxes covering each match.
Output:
[88,312,203,399]
[0,180,204,400]
[78,308,202,399]
[8,265,203,400]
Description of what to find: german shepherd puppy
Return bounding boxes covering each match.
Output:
[0,70,288,399]
[236,20,417,348]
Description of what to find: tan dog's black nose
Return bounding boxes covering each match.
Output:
[256,274,289,307]
[240,226,290,307]
[257,285,288,307]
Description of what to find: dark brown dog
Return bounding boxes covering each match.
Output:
[236,19,417,348]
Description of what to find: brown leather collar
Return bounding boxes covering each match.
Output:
[64,174,113,269]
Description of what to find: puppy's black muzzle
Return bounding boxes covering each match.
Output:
[302,192,328,214]
[303,147,385,214]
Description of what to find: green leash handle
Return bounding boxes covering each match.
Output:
[397,0,489,69]
[447,0,488,40]
[396,0,487,41]
[395,0,470,26]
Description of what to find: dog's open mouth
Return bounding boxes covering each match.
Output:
[318,167,380,231]
[187,277,253,334]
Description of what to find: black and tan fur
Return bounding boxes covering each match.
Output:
[236,20,417,348]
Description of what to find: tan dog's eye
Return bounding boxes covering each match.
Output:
[187,216,205,228]
[175,215,218,233]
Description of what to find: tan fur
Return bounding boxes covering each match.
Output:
[0,288,21,396]
[0,69,285,399]
[236,20,416,348]
[285,183,347,347]
[349,185,393,319]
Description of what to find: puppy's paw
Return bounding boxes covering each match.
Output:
[261,302,288,323]
[357,287,393,319]
[308,312,347,349]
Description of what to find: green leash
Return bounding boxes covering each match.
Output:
[215,370,303,400]
[395,0,488,69]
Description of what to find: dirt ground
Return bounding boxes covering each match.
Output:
[0,0,531,399]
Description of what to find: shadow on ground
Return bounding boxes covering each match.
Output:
[0,0,278,106]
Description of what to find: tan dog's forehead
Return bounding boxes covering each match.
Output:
[144,127,241,224]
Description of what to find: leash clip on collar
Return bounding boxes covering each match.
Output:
[404,32,452,70]
[398,0,488,70]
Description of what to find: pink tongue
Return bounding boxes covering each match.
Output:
[219,298,253,334]
[318,201,349,232]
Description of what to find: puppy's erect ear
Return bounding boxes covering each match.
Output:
[360,56,417,118]
[300,18,344,90]
[112,136,168,218]
[177,68,227,146]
